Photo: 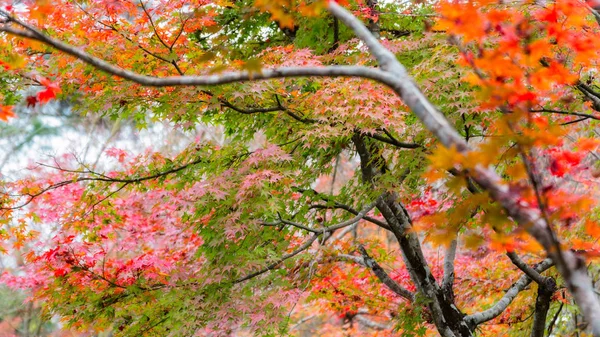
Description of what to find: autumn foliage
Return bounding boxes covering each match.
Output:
[1,0,600,336]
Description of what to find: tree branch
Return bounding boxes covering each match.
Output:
[0,19,392,88]
[2,157,206,210]
[139,0,171,50]
[220,99,285,114]
[329,16,340,53]
[334,253,367,266]
[589,4,600,26]
[308,203,390,230]
[242,201,378,282]
[261,218,319,233]
[297,188,391,230]
[355,313,392,330]
[466,258,554,325]
[507,252,546,285]
[577,83,600,111]
[318,199,379,232]
[547,301,564,335]
[234,234,319,283]
[358,245,415,301]
[366,132,422,149]
[441,239,457,299]
[352,133,469,337]
[529,108,600,122]
[262,200,378,234]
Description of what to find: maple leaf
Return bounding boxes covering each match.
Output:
[428,145,463,169]
[36,78,61,104]
[0,105,15,121]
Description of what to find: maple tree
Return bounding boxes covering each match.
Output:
[1,0,600,336]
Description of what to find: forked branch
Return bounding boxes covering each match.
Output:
[466,259,554,325]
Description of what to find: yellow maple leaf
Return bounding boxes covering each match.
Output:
[427,145,463,170]
[422,168,447,183]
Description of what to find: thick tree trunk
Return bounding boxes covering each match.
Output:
[530,277,556,337]
[352,134,473,337]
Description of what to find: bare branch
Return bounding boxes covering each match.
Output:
[355,314,392,331]
[366,132,422,149]
[319,199,379,232]
[219,99,285,114]
[561,116,590,125]
[309,203,390,230]
[139,0,171,50]
[507,252,546,285]
[0,21,391,88]
[2,157,205,210]
[358,245,415,301]
[328,3,467,152]
[547,301,564,335]
[466,258,554,325]
[245,201,378,282]
[262,199,378,235]
[73,3,184,75]
[335,253,367,266]
[327,3,403,76]
[352,134,469,337]
[441,239,457,297]
[234,235,319,283]
[261,218,320,234]
[529,108,600,122]
[299,188,391,230]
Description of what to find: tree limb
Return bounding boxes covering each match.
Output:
[441,239,457,299]
[547,301,564,335]
[0,19,392,89]
[220,99,285,114]
[366,132,422,149]
[308,203,390,230]
[358,245,415,301]
[262,200,379,234]
[465,258,554,325]
[238,200,378,283]
[2,157,206,210]
[529,108,600,122]
[355,314,392,330]
[335,253,367,266]
[234,234,319,283]
[507,252,546,285]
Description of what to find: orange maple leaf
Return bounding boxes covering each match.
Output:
[0,105,15,122]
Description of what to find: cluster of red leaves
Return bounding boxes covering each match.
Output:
[25,78,61,108]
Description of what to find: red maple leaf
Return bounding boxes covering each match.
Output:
[36,77,61,103]
[37,88,56,103]
[26,96,38,107]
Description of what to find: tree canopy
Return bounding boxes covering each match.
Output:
[1,0,600,336]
